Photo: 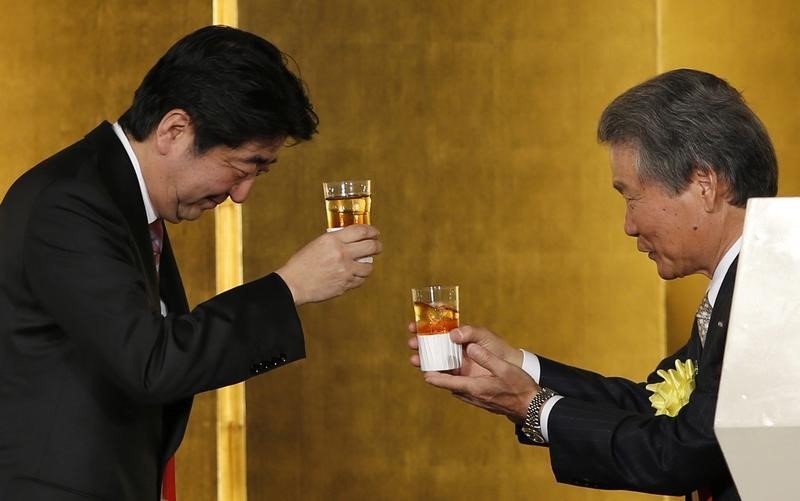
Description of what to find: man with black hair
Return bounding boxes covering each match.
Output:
[409,69,777,500]
[0,25,381,500]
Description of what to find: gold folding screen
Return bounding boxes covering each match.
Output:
[239,1,660,500]
[212,5,248,501]
[3,1,800,501]
[238,1,800,500]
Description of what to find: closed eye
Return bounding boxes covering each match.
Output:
[255,162,273,176]
[624,195,640,206]
[244,155,277,176]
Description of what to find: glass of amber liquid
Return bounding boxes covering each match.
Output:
[411,285,462,371]
[323,179,371,229]
[323,179,372,262]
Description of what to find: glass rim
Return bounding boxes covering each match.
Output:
[322,179,371,198]
[411,285,459,305]
[411,284,458,292]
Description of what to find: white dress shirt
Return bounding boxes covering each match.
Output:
[112,122,166,316]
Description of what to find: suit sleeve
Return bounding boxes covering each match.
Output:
[22,178,305,404]
[532,345,727,496]
[537,342,692,414]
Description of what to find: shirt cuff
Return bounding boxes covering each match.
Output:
[521,349,541,382]
[539,395,563,442]
[520,349,562,443]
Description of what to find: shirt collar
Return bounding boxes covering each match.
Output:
[111,121,158,225]
[707,237,742,307]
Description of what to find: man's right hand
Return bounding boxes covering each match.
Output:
[407,324,536,422]
[276,224,381,306]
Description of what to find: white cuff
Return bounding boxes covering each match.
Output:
[519,349,561,443]
[539,395,563,443]
[520,349,541,382]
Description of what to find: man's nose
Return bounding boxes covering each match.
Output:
[623,209,638,236]
[229,177,256,203]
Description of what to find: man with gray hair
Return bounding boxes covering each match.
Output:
[409,69,777,500]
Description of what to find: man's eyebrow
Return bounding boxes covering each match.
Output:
[612,180,627,193]
[244,156,278,169]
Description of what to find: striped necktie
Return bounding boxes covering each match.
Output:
[693,294,713,500]
[695,294,712,347]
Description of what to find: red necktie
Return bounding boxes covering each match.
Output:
[149,220,177,501]
[149,219,164,274]
[161,457,176,501]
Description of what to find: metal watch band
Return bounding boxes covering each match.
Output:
[522,387,556,443]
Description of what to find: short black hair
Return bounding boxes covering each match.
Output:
[119,25,318,152]
[598,69,777,207]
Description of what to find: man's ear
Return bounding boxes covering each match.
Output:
[692,167,724,212]
[154,109,194,155]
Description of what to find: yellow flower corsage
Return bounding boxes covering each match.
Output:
[645,359,697,417]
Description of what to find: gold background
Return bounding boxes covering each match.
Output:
[2,1,799,500]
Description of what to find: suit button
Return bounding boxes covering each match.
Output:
[280,353,288,362]
[252,361,269,374]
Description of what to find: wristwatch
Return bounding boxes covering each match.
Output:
[520,387,556,444]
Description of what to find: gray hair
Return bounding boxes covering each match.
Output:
[597,69,777,207]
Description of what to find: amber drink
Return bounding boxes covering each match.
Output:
[323,180,371,230]
[323,179,372,263]
[411,285,462,371]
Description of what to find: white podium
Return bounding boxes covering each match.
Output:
[716,198,800,499]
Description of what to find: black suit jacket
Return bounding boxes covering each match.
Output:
[0,122,305,500]
[522,260,740,500]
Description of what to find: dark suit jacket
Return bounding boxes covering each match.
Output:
[521,260,740,500]
[0,122,305,500]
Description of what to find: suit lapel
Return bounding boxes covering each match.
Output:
[704,257,738,357]
[84,122,160,306]
[687,320,703,363]
[692,256,739,384]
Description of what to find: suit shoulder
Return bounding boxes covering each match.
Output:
[2,137,105,210]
